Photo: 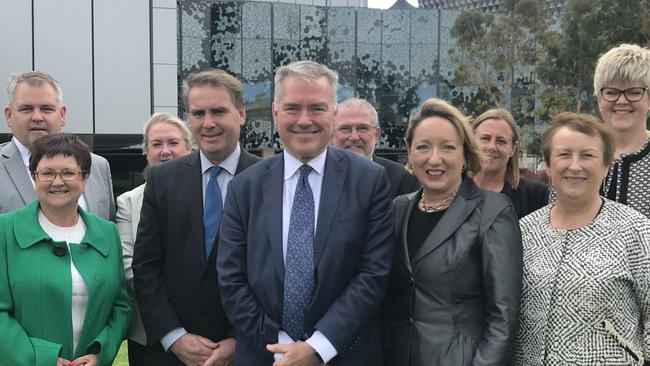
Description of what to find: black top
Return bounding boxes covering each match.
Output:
[501,177,549,218]
[407,199,446,261]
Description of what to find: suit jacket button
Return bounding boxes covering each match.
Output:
[408,276,414,285]
[202,278,208,284]
[408,317,413,324]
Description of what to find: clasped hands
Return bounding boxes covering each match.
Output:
[171,333,235,366]
[57,354,98,366]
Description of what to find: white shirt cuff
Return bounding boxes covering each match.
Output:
[306,330,338,364]
[274,330,294,361]
[161,327,187,352]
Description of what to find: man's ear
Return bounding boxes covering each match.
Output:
[238,107,246,126]
[59,105,67,128]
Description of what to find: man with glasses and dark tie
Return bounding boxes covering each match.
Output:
[593,43,650,218]
[331,97,419,198]
[133,69,260,365]
[218,61,394,365]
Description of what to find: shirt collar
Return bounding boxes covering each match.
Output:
[13,137,30,168]
[283,147,327,180]
[200,144,241,175]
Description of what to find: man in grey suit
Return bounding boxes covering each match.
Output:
[332,97,419,198]
[1,71,115,220]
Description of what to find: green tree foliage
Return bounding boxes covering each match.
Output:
[448,0,550,116]
[537,0,650,114]
[448,0,650,161]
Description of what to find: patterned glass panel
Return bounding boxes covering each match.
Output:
[327,8,355,43]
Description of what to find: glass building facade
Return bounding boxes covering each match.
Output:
[179,0,461,154]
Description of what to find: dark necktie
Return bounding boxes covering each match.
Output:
[203,166,223,257]
[282,164,315,341]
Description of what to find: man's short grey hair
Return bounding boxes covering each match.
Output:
[338,98,379,127]
[6,71,63,106]
[594,43,650,97]
[273,61,339,105]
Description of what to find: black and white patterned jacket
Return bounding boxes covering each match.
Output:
[603,136,650,219]
[511,200,650,365]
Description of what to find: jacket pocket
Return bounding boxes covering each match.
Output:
[599,319,644,365]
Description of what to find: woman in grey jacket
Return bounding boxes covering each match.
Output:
[382,98,523,365]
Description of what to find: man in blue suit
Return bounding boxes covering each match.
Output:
[217,61,394,365]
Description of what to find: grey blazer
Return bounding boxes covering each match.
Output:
[382,178,523,366]
[0,139,116,220]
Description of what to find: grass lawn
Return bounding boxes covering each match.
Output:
[113,341,129,366]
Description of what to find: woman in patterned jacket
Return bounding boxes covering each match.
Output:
[511,112,650,365]
[595,43,650,218]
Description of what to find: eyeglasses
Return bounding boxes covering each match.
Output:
[600,87,648,102]
[34,170,86,182]
[335,124,377,136]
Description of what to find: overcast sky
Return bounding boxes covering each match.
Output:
[367,0,420,9]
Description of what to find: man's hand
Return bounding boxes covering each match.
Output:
[171,333,218,365]
[57,357,71,366]
[70,353,98,366]
[267,341,322,366]
[201,337,236,366]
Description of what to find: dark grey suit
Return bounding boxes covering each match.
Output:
[0,139,115,220]
[133,149,260,366]
[373,156,419,199]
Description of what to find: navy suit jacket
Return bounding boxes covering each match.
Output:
[217,147,394,365]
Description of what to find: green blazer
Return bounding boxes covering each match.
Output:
[0,200,130,366]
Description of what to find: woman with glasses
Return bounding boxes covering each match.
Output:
[594,43,650,217]
[0,134,130,365]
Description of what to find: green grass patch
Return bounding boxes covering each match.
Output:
[113,341,129,366]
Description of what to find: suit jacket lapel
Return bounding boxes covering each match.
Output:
[411,179,481,266]
[184,153,206,264]
[82,163,101,214]
[262,155,285,283]
[2,141,35,205]
[314,148,346,265]
[396,191,419,273]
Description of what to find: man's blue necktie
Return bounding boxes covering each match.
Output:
[203,166,223,257]
[282,164,315,341]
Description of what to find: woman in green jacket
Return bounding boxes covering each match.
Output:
[0,134,130,366]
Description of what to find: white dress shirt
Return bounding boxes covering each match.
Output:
[276,149,338,363]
